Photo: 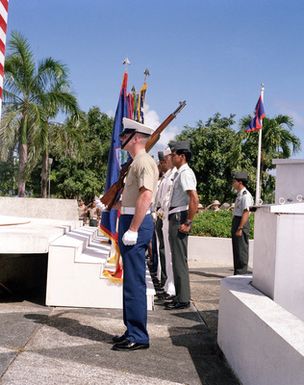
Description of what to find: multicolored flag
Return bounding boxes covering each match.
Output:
[136,81,147,123]
[0,0,9,119]
[100,72,130,281]
[246,95,266,132]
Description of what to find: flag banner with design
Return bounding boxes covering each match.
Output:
[246,95,266,132]
[136,81,147,123]
[100,72,130,281]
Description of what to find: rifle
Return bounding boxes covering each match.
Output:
[101,100,186,209]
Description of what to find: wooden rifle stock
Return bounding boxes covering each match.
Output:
[101,101,186,209]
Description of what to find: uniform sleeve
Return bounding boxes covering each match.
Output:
[241,193,253,212]
[138,161,157,192]
[180,169,197,192]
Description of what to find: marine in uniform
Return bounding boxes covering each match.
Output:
[231,171,254,275]
[112,118,158,351]
[165,141,199,310]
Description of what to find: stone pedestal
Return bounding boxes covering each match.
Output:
[273,159,304,204]
[218,159,304,385]
[252,203,304,321]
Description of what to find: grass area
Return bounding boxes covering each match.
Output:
[191,210,254,239]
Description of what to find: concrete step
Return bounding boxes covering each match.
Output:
[46,226,155,310]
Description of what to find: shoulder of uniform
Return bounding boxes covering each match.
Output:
[242,190,247,195]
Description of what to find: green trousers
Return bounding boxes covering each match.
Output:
[168,210,190,303]
[231,216,250,275]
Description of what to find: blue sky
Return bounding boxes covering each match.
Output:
[6,0,304,157]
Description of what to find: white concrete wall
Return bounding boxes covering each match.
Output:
[0,197,78,221]
[188,236,254,268]
[218,276,304,385]
[252,204,304,322]
[273,159,304,204]
[252,207,277,298]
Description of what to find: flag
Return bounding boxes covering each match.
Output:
[0,0,9,119]
[136,81,147,123]
[100,72,130,281]
[246,95,266,132]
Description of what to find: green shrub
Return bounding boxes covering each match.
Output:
[191,210,254,239]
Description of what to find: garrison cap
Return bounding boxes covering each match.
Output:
[158,151,165,161]
[163,146,172,156]
[171,140,191,153]
[120,118,153,137]
[232,171,248,182]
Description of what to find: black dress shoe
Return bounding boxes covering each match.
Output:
[112,334,127,343]
[165,301,190,310]
[112,340,149,351]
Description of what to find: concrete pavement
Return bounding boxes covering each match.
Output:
[0,264,240,385]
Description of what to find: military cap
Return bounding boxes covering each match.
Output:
[163,146,172,156]
[171,140,191,153]
[120,118,153,137]
[232,171,248,182]
[158,151,165,161]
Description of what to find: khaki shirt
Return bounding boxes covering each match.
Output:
[122,150,159,207]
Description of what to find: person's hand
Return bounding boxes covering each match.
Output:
[178,223,191,234]
[122,230,138,246]
[235,228,243,237]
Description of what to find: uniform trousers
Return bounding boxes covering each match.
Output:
[231,216,250,275]
[118,214,153,344]
[168,210,190,303]
[155,217,167,287]
[162,214,176,296]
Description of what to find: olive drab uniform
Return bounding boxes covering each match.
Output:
[168,163,197,303]
[232,187,253,274]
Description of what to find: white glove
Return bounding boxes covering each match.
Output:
[122,230,138,246]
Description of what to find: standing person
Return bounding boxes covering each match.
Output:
[153,151,169,291]
[112,117,158,351]
[88,201,100,227]
[231,172,254,275]
[161,146,177,299]
[165,141,199,310]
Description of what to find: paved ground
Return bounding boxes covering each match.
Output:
[0,264,240,385]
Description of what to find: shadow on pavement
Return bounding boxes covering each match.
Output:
[24,313,114,343]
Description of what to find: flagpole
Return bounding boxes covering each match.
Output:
[255,83,264,206]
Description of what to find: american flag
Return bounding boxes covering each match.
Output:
[0,0,9,118]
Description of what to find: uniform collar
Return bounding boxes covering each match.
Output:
[238,187,247,196]
[133,148,146,160]
[177,163,189,174]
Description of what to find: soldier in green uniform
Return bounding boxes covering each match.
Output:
[231,172,254,275]
[165,141,199,310]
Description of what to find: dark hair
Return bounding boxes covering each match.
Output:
[176,149,192,162]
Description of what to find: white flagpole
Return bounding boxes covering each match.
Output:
[255,83,264,206]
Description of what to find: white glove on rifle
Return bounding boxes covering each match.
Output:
[122,230,138,246]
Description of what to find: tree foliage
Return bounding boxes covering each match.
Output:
[1,31,80,197]
[177,113,242,205]
[50,107,113,203]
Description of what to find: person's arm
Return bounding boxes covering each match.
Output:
[179,189,199,234]
[129,187,153,231]
[235,210,250,237]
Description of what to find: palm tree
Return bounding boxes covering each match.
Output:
[239,114,301,169]
[238,114,301,202]
[0,31,80,197]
